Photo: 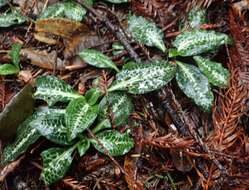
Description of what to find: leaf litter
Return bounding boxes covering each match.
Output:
[0,0,249,190]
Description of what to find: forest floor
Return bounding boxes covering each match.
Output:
[1,0,249,190]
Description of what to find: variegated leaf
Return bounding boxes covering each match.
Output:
[85,88,103,105]
[9,43,22,68]
[194,56,230,88]
[39,1,86,21]
[79,49,120,72]
[34,75,81,106]
[30,109,72,145]
[176,61,214,112]
[77,138,90,156]
[91,130,134,156]
[172,29,232,56]
[103,0,129,3]
[108,60,176,94]
[41,147,74,185]
[98,92,134,126]
[187,8,207,28]
[0,109,54,163]
[66,97,98,141]
[0,9,26,27]
[128,15,166,52]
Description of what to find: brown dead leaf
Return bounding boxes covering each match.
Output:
[0,155,25,182]
[21,48,66,70]
[35,18,87,39]
[64,32,109,59]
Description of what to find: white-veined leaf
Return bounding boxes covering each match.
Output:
[0,108,56,163]
[79,49,120,72]
[0,9,26,27]
[176,61,214,112]
[98,92,134,126]
[194,56,230,88]
[108,60,176,94]
[128,15,166,52]
[187,8,207,28]
[172,29,232,56]
[34,75,81,106]
[40,147,74,185]
[39,1,86,21]
[91,130,134,156]
[30,109,72,145]
[66,97,98,141]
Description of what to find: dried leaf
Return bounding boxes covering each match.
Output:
[108,60,176,94]
[0,84,35,140]
[65,97,98,141]
[128,15,166,52]
[34,76,81,106]
[21,49,66,70]
[91,130,134,156]
[194,56,230,88]
[35,18,83,39]
[176,61,214,112]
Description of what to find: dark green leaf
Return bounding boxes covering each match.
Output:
[30,109,72,145]
[172,29,232,56]
[39,1,86,21]
[0,64,19,75]
[66,97,98,141]
[77,138,90,156]
[79,49,120,72]
[85,88,103,105]
[0,84,35,140]
[194,56,230,88]
[91,130,134,156]
[176,61,214,112]
[1,109,54,163]
[41,147,74,185]
[34,75,81,106]
[9,43,22,68]
[187,8,207,28]
[128,15,166,52]
[99,92,134,126]
[108,60,176,94]
[92,119,112,134]
[0,9,26,27]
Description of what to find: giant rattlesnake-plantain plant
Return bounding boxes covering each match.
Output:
[1,6,231,186]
